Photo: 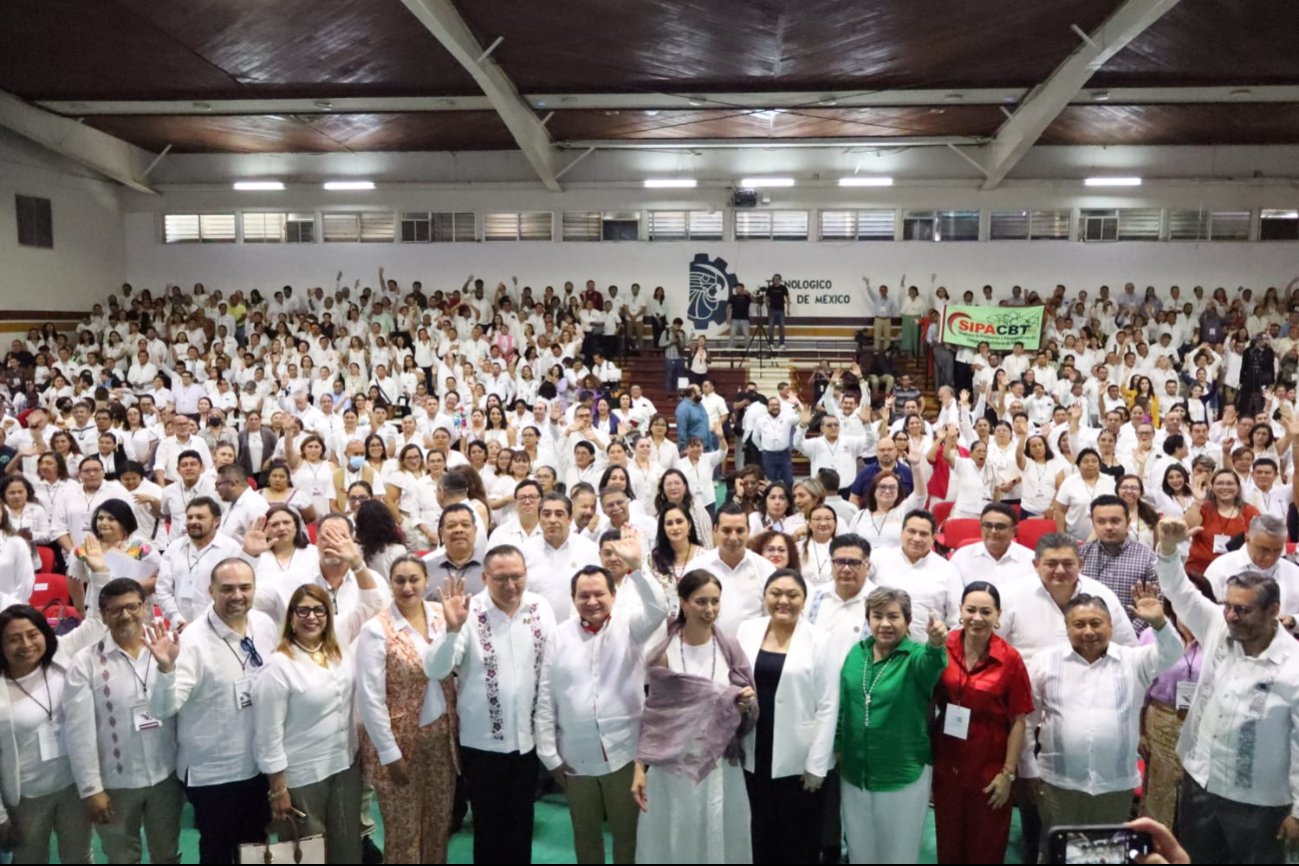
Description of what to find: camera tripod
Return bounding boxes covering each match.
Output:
[733,320,773,370]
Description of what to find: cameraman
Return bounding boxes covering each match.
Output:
[765,275,789,349]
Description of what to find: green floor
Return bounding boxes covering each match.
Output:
[65,795,1025,863]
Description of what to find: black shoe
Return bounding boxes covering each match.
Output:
[362,834,384,864]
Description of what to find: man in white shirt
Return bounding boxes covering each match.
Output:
[423,503,486,596]
[146,557,278,864]
[1155,519,1299,863]
[805,533,878,662]
[1029,589,1181,840]
[870,510,965,642]
[425,545,556,864]
[536,532,667,864]
[215,464,270,544]
[1244,457,1293,521]
[686,503,776,637]
[487,479,545,549]
[524,493,601,622]
[949,504,1038,590]
[752,396,799,489]
[158,450,218,542]
[52,455,132,555]
[1203,514,1299,628]
[156,498,244,627]
[794,406,867,492]
[153,417,213,485]
[65,577,184,864]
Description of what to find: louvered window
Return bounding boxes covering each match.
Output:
[485,212,553,241]
[736,210,808,240]
[164,213,235,243]
[819,209,896,241]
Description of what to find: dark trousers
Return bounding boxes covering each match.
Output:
[1177,774,1288,864]
[745,771,824,865]
[185,774,270,865]
[664,358,685,391]
[761,449,794,489]
[933,779,1013,864]
[461,746,538,864]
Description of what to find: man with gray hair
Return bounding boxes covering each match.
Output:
[1155,517,1299,863]
[1204,514,1299,632]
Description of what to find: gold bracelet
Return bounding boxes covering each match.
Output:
[268,788,290,801]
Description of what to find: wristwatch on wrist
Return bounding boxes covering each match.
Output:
[1000,769,1017,782]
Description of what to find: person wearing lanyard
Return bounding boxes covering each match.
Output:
[242,506,321,602]
[932,581,1033,865]
[0,554,111,864]
[158,451,216,543]
[836,587,948,864]
[144,557,278,865]
[65,578,183,864]
[155,498,244,629]
[1138,584,1210,831]
[673,423,727,523]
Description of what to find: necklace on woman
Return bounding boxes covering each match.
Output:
[293,640,329,668]
[861,653,898,727]
[678,634,718,681]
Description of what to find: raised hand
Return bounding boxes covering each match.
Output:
[438,577,470,632]
[1155,517,1197,556]
[144,621,181,673]
[610,527,645,573]
[82,534,108,574]
[1129,581,1167,629]
[242,517,271,557]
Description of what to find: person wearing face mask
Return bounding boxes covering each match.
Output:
[536,530,667,864]
[357,556,458,864]
[736,569,839,865]
[631,570,757,865]
[931,582,1033,865]
[836,588,948,864]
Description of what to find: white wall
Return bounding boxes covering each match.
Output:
[123,209,1299,329]
[0,129,126,312]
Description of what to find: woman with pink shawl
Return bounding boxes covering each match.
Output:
[631,569,758,863]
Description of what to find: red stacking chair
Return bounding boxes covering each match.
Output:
[35,545,55,573]
[1016,518,1058,552]
[931,500,955,529]
[939,518,982,549]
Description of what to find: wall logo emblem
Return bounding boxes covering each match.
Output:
[688,253,738,331]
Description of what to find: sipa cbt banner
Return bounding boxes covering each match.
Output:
[940,304,1045,351]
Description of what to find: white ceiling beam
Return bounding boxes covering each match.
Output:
[35,85,1299,117]
[0,90,156,193]
[981,0,1184,189]
[396,0,559,191]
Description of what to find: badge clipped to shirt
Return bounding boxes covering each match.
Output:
[943,704,972,740]
[38,719,65,761]
[1175,680,1197,711]
[132,704,162,732]
[1212,534,1232,554]
[234,676,254,710]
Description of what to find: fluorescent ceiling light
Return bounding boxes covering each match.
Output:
[838,176,894,187]
[643,178,697,188]
[1084,176,1142,187]
[232,181,284,191]
[323,180,376,190]
[739,177,795,187]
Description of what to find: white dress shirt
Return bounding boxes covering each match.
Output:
[1203,548,1299,622]
[1157,554,1299,813]
[158,477,218,542]
[425,590,556,754]
[155,532,245,625]
[153,436,213,484]
[999,576,1139,665]
[64,636,177,796]
[254,647,357,789]
[535,569,667,776]
[486,517,544,551]
[752,411,798,453]
[357,603,450,766]
[804,579,879,663]
[685,548,776,638]
[870,548,966,642]
[675,449,726,509]
[523,533,601,623]
[1030,622,1183,795]
[148,609,280,787]
[256,572,387,646]
[794,429,867,486]
[51,481,132,541]
[219,487,270,543]
[949,542,1038,590]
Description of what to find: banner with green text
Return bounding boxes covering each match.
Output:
[939,305,1045,351]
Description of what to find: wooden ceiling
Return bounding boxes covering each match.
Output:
[4,0,1299,153]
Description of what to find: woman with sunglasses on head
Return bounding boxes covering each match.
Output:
[358,556,459,864]
[252,522,382,865]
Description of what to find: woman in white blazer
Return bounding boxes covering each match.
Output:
[736,568,840,865]
[0,546,110,864]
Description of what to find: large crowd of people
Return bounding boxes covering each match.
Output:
[0,272,1294,864]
